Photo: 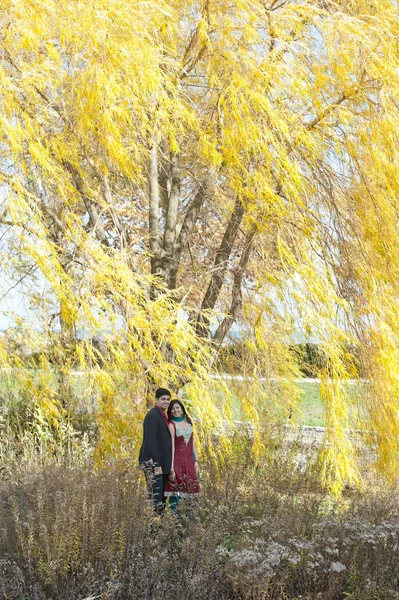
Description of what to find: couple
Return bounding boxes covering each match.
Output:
[139,388,200,514]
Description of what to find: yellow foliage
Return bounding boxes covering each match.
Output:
[1,0,399,491]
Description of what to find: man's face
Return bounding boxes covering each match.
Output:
[156,394,170,412]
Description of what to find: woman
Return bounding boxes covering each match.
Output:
[164,399,200,510]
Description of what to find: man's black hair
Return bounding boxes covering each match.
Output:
[155,388,171,399]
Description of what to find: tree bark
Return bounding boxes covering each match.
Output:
[163,152,180,254]
[149,143,161,275]
[101,175,128,248]
[213,227,256,346]
[168,178,209,289]
[158,152,180,281]
[195,196,245,337]
[84,200,110,247]
[63,161,111,247]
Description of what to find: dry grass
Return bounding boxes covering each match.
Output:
[1,433,399,599]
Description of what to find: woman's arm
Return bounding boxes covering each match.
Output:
[192,433,199,476]
[168,423,176,482]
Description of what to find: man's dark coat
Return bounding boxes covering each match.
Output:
[139,407,172,474]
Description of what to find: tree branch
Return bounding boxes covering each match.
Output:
[149,143,161,274]
[101,175,129,247]
[179,17,209,80]
[63,161,110,247]
[304,91,352,132]
[40,203,66,233]
[0,264,39,303]
[84,199,110,247]
[212,227,257,346]
[195,196,245,337]
[162,152,180,255]
[168,173,211,289]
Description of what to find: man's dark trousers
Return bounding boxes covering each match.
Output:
[151,473,166,514]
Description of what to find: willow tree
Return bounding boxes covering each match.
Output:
[1,0,399,489]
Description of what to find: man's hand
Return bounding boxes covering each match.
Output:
[154,466,163,476]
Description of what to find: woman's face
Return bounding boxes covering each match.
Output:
[171,403,183,418]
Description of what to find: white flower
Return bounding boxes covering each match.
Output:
[230,550,260,567]
[329,562,346,573]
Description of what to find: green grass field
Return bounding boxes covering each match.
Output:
[0,370,365,428]
[292,381,364,426]
[296,381,329,426]
[197,378,365,427]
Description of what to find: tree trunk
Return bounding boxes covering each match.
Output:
[149,142,161,276]
[158,152,180,282]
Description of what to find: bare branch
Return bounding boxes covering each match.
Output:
[0,263,38,303]
[213,227,257,346]
[84,200,111,247]
[63,161,111,247]
[40,203,66,233]
[101,175,129,247]
[168,177,209,289]
[305,92,351,132]
[179,17,209,80]
[195,196,245,337]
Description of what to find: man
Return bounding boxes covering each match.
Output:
[139,388,173,513]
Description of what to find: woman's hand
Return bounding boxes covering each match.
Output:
[168,470,176,483]
[194,461,199,476]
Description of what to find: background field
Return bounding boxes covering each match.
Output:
[187,378,365,427]
[0,370,366,428]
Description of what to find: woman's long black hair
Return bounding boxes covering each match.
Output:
[167,399,192,424]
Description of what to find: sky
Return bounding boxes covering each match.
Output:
[0,270,42,331]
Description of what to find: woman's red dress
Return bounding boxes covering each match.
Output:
[164,421,200,498]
